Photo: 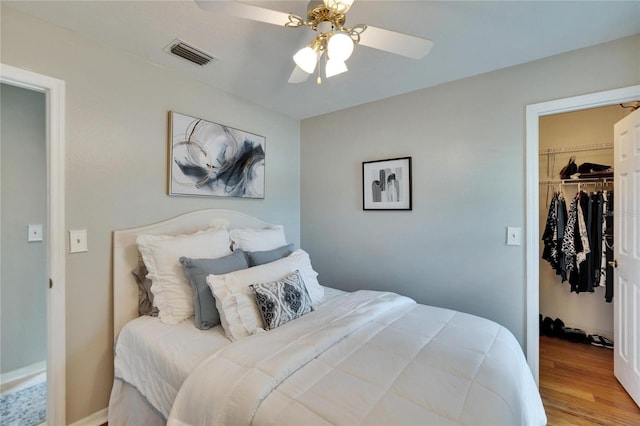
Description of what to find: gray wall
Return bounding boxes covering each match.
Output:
[1,6,300,423]
[0,83,47,374]
[301,34,640,348]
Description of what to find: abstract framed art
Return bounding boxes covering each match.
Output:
[362,157,412,210]
[168,111,265,198]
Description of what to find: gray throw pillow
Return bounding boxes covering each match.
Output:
[247,243,295,267]
[180,250,249,329]
[132,264,159,317]
[250,270,313,330]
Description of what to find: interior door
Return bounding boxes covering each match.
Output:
[613,108,640,407]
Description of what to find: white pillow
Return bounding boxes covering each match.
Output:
[229,226,287,252]
[137,227,231,324]
[206,249,324,341]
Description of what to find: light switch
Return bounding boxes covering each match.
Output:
[28,224,43,242]
[506,226,521,246]
[69,229,88,253]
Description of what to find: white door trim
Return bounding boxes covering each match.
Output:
[1,63,66,426]
[525,85,640,385]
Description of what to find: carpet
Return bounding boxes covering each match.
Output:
[0,381,46,426]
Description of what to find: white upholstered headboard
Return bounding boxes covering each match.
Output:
[112,209,276,341]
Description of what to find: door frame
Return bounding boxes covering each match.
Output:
[525,84,640,384]
[0,64,66,426]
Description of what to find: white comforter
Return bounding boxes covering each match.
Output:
[167,290,546,426]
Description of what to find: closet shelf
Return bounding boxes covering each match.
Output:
[539,142,613,155]
[540,177,613,185]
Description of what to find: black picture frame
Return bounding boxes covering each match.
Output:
[362,157,412,210]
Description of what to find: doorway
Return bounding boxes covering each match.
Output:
[536,105,637,421]
[524,85,640,384]
[1,83,47,425]
[0,64,66,426]
[538,105,624,340]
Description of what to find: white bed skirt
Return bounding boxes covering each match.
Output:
[108,378,165,426]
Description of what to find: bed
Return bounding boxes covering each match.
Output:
[109,209,546,426]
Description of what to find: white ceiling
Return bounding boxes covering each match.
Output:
[5,1,639,119]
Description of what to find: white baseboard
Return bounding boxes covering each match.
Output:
[68,408,108,426]
[0,360,46,386]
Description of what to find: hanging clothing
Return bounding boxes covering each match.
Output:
[562,197,582,284]
[591,192,603,288]
[578,192,594,293]
[542,193,568,281]
[604,191,614,302]
[556,196,567,281]
[597,192,608,288]
[542,194,559,268]
[543,188,614,301]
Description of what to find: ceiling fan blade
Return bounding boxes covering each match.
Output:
[194,0,290,26]
[288,66,311,84]
[358,25,433,59]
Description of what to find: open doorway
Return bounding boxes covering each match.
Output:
[524,85,640,381]
[0,83,48,425]
[538,105,624,342]
[536,105,639,422]
[0,64,66,426]
[525,86,640,422]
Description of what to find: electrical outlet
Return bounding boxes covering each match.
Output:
[506,226,521,246]
[69,229,88,253]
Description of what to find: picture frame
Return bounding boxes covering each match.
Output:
[362,157,412,210]
[168,111,265,198]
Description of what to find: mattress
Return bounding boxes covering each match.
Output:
[110,286,346,421]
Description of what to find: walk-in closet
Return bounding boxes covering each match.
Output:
[539,105,630,341]
[538,103,640,422]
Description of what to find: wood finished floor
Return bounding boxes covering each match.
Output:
[540,335,640,425]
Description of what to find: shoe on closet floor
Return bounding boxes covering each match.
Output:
[589,335,613,349]
[563,327,588,343]
[542,317,554,337]
[552,318,565,338]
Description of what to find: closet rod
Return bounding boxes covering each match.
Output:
[540,178,612,185]
[539,142,613,155]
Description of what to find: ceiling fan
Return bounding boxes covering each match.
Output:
[195,0,433,84]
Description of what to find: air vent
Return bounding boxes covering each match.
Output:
[164,39,216,66]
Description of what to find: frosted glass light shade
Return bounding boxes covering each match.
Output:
[327,32,354,61]
[325,59,348,78]
[293,47,318,74]
[323,0,354,13]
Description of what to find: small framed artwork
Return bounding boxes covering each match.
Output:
[362,157,412,210]
[168,111,265,198]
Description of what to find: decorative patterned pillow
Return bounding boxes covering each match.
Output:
[250,270,313,330]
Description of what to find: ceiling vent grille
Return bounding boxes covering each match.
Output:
[164,39,216,66]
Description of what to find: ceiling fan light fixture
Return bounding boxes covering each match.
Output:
[294,46,319,74]
[196,0,435,85]
[323,0,354,14]
[325,58,348,78]
[327,32,354,61]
